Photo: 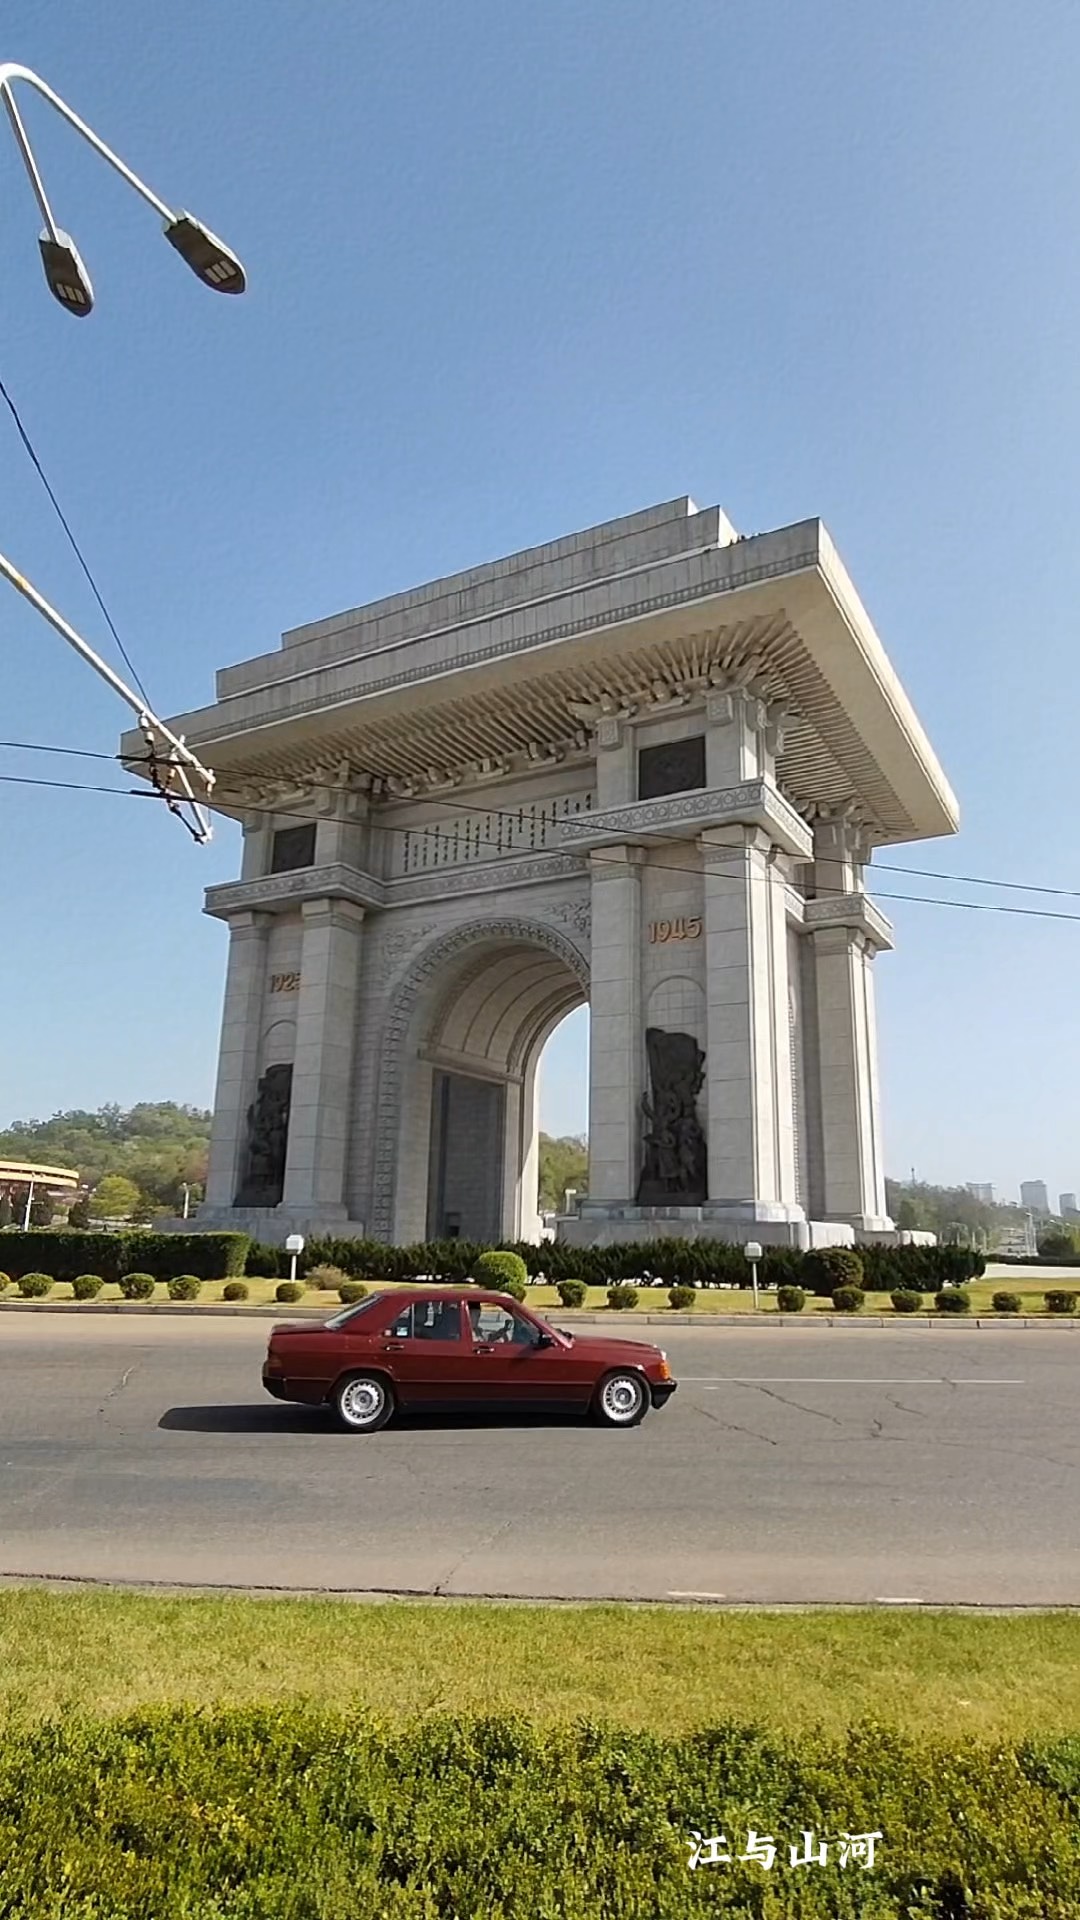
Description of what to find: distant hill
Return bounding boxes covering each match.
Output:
[0,1103,211,1212]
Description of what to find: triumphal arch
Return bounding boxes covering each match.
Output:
[137,498,958,1247]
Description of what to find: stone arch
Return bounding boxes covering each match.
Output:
[371,916,589,1241]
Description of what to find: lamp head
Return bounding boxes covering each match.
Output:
[164,212,245,293]
[39,229,93,315]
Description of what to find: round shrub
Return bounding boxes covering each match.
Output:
[0,1273,10,1293]
[556,1278,587,1309]
[1044,1289,1079,1315]
[167,1274,202,1302]
[475,1251,529,1302]
[245,1245,279,1278]
[936,1287,971,1314]
[776,1285,806,1314]
[72,1273,103,1300]
[805,1246,864,1297]
[275,1280,304,1304]
[338,1281,368,1304]
[831,1284,865,1313]
[222,1280,250,1302]
[119,1271,156,1301]
[891,1289,923,1314]
[669,1284,697,1311]
[993,1290,1022,1314]
[17,1272,52,1298]
[607,1283,639,1311]
[306,1264,349,1292]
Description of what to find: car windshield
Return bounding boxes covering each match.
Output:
[322,1294,384,1331]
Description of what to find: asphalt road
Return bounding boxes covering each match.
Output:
[1,1315,1077,1605]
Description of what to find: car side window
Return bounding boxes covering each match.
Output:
[388,1299,462,1342]
[468,1303,540,1347]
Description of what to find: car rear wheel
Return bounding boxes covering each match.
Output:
[591,1369,648,1428]
[332,1372,395,1433]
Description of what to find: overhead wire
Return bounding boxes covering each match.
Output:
[4,762,1080,926]
[1,735,1078,907]
[0,377,155,709]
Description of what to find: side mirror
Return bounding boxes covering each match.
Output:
[535,1331,555,1349]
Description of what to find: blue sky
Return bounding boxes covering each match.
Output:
[3,0,1079,1203]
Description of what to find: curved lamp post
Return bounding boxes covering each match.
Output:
[1,61,245,312]
[0,61,247,842]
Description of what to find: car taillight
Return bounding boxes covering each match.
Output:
[266,1348,284,1372]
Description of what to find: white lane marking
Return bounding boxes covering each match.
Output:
[682,1377,1024,1385]
[668,1590,727,1600]
[876,1596,925,1604]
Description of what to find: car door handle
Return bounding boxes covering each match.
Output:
[382,1341,405,1351]
[474,1345,495,1355]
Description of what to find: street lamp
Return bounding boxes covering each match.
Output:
[1,62,245,312]
[745,1239,762,1310]
[0,59,247,843]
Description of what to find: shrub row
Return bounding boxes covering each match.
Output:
[0,1229,249,1283]
[247,1233,985,1293]
[0,1708,1079,1914]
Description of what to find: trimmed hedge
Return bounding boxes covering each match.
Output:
[72,1272,103,1300]
[556,1278,588,1308]
[832,1284,865,1312]
[607,1283,638,1310]
[993,1290,1022,1314]
[119,1271,156,1301]
[776,1284,806,1313]
[222,1280,249,1302]
[669,1284,697,1310]
[288,1235,984,1296]
[475,1250,529,1301]
[807,1246,864,1297]
[1,1708,1080,1914]
[166,1274,202,1301]
[338,1281,368,1304]
[0,1229,249,1283]
[276,1281,304,1304]
[936,1288,971,1315]
[1045,1289,1079,1314]
[891,1289,923,1314]
[16,1271,51,1298]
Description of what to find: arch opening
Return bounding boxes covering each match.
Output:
[380,921,588,1245]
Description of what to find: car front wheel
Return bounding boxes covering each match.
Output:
[591,1370,648,1428]
[332,1372,395,1433]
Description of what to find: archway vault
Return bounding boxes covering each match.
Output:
[371,916,589,1242]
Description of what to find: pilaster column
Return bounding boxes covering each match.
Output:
[281,898,366,1213]
[801,817,891,1229]
[587,843,645,1201]
[808,914,891,1229]
[700,826,801,1215]
[204,911,271,1206]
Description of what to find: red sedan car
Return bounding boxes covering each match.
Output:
[263,1288,677,1432]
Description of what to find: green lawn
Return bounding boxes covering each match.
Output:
[3,1589,1080,1739]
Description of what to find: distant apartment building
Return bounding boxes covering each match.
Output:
[1061,1193,1078,1219]
[965,1182,995,1204]
[1020,1180,1050,1215]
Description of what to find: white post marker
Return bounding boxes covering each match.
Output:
[285,1233,305,1285]
[21,1177,34,1231]
[745,1240,762,1309]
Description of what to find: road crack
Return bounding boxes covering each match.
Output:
[745,1383,847,1430]
[692,1402,778,1445]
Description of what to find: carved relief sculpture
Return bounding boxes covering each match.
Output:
[234,1063,293,1207]
[636,1028,708,1205]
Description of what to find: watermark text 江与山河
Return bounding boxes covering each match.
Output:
[688,1829,882,1871]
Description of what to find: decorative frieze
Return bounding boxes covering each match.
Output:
[558,779,813,860]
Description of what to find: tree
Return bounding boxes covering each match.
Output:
[89,1173,142,1221]
[29,1190,55,1227]
[67,1195,91,1228]
[537,1134,588,1212]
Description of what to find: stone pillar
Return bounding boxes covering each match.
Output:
[803,819,892,1229]
[808,917,891,1230]
[587,844,645,1201]
[204,911,271,1206]
[700,827,801,1218]
[281,898,366,1215]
